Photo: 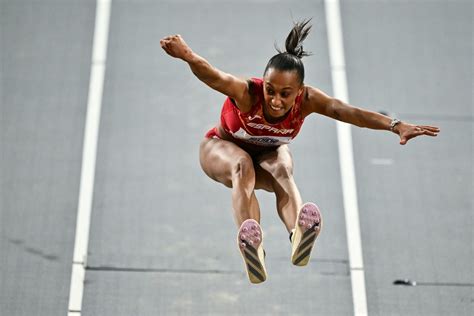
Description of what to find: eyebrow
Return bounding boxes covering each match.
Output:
[265,82,293,90]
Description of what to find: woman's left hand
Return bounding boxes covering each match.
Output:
[395,122,440,145]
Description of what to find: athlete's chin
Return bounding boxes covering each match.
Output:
[271,112,285,119]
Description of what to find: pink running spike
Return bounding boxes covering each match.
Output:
[307,223,313,229]
[312,211,317,216]
[255,237,260,243]
[254,231,259,237]
[251,224,257,230]
[302,209,307,214]
[241,242,246,247]
[299,220,305,226]
[242,227,248,232]
[248,240,253,246]
[241,234,246,240]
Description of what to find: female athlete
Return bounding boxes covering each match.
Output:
[160,20,440,284]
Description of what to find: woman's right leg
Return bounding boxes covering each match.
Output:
[200,137,274,283]
[199,137,260,227]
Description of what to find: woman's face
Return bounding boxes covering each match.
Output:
[263,68,304,120]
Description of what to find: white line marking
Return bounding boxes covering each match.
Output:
[324,0,369,315]
[68,0,111,314]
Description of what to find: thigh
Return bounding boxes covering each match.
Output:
[256,145,294,177]
[255,145,302,206]
[254,164,275,192]
[253,145,293,192]
[199,137,254,188]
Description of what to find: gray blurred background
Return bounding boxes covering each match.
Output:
[1,0,472,315]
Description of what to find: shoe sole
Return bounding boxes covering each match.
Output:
[291,203,323,266]
[237,219,267,284]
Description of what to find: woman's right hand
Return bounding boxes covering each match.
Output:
[160,34,193,61]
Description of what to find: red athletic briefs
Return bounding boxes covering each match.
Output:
[205,127,220,139]
[205,77,305,148]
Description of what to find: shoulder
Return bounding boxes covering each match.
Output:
[301,85,334,118]
[247,77,263,96]
[233,78,263,113]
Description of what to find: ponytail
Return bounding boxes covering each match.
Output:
[278,19,312,58]
[264,19,313,84]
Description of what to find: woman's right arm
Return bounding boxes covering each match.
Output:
[160,35,252,111]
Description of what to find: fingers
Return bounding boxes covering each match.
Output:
[159,38,168,49]
[160,34,185,56]
[399,124,440,145]
[419,125,440,131]
[160,35,176,47]
[160,42,170,55]
[416,125,440,137]
[160,34,182,44]
[418,125,440,132]
[422,130,438,136]
[160,37,173,54]
[160,39,167,49]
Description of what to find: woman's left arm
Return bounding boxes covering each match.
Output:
[303,85,440,145]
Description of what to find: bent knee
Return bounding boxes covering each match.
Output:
[272,162,294,180]
[232,156,255,181]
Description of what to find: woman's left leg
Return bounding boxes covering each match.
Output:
[256,145,322,266]
[255,145,303,233]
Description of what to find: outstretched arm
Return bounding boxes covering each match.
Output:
[160,34,252,112]
[303,85,440,145]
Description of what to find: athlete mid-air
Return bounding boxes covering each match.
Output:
[160,20,440,284]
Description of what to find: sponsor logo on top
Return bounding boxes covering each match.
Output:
[246,122,294,135]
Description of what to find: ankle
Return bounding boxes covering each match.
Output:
[289,229,295,243]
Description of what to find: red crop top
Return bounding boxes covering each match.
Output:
[218,77,305,147]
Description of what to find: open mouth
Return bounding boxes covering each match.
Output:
[270,104,283,112]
